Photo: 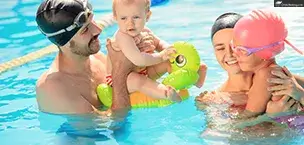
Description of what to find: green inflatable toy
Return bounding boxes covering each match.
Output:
[162,41,200,90]
[97,84,113,108]
[97,41,201,108]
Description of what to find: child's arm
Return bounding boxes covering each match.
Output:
[154,35,171,52]
[237,68,273,119]
[142,27,170,52]
[116,31,172,67]
[143,27,208,88]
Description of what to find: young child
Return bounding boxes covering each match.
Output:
[106,0,181,101]
[231,9,303,118]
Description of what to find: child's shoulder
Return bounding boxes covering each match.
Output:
[255,64,282,79]
[142,26,153,33]
[114,30,133,42]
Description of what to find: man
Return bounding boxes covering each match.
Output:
[35,0,153,115]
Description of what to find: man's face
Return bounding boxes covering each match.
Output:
[68,12,102,57]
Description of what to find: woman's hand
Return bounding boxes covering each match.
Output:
[266,95,297,114]
[267,66,304,103]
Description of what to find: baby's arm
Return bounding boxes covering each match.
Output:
[142,27,170,52]
[116,31,164,67]
[143,27,208,88]
[238,68,274,119]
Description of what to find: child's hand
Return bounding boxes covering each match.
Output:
[160,46,177,61]
[165,86,182,102]
[195,62,208,88]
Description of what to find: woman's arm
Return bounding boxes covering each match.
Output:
[294,74,304,87]
[234,95,298,129]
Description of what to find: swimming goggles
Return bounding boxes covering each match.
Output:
[231,40,303,56]
[39,0,93,37]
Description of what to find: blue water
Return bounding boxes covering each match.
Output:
[1,0,304,145]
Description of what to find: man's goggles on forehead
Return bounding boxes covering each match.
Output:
[39,0,92,37]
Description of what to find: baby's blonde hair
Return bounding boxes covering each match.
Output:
[112,0,151,16]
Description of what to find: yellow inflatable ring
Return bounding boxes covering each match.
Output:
[97,84,189,109]
[129,89,189,108]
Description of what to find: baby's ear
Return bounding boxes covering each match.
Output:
[113,14,117,21]
[146,11,152,22]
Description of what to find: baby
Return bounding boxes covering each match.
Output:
[231,9,303,118]
[106,0,181,101]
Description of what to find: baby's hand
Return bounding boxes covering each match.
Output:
[165,86,182,103]
[160,46,177,61]
[195,62,208,88]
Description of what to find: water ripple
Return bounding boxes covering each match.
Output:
[0,105,37,123]
[0,18,19,25]
[11,30,41,38]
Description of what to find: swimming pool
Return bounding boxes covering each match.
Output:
[1,0,304,144]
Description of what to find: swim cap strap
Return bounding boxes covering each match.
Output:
[284,39,304,55]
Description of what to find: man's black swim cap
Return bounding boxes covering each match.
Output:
[211,12,243,39]
[36,0,91,46]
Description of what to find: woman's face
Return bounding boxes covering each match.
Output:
[212,28,242,74]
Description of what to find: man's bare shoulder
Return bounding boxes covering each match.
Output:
[36,71,70,112]
[35,71,95,114]
[143,26,152,32]
[36,69,69,91]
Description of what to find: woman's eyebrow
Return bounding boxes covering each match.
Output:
[214,43,224,47]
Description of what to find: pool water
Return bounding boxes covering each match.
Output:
[1,0,304,145]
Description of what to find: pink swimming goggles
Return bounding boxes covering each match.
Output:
[231,39,304,56]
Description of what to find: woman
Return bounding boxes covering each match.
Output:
[196,12,304,116]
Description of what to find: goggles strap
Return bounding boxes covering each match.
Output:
[284,39,304,55]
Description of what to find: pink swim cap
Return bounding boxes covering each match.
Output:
[234,9,303,60]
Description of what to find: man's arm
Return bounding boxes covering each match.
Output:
[106,38,133,111]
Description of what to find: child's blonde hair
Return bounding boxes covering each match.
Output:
[112,0,151,16]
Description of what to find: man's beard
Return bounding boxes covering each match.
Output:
[69,39,100,57]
